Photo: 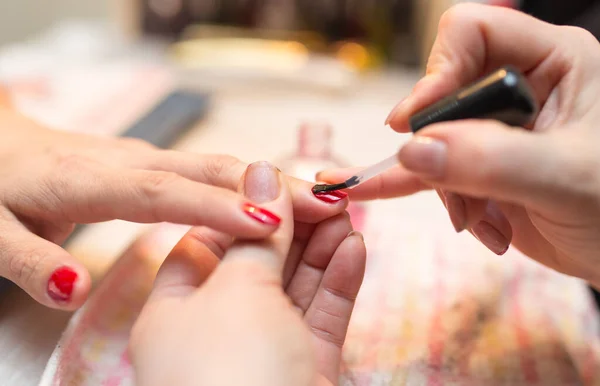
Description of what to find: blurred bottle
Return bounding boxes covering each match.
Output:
[388,0,419,66]
[256,0,298,30]
[142,0,190,37]
[275,123,366,231]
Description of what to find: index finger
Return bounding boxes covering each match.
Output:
[316,166,430,201]
[388,3,571,133]
[28,160,282,239]
[146,152,349,223]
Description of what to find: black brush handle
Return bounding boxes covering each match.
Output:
[410,66,539,132]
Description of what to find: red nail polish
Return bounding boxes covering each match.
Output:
[47,267,77,302]
[243,203,281,226]
[313,190,348,204]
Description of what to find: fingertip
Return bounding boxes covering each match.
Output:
[387,100,412,132]
[320,230,367,298]
[469,201,512,256]
[345,232,367,273]
[346,230,365,243]
[45,264,91,311]
[389,120,413,133]
[338,230,367,270]
[287,177,349,223]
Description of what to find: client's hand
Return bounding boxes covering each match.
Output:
[130,162,366,386]
[0,100,348,310]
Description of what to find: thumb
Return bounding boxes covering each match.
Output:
[148,226,232,301]
[148,161,292,304]
[220,161,294,278]
[398,121,591,213]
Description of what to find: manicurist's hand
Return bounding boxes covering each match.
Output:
[319,4,600,287]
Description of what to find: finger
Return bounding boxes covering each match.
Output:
[281,221,314,288]
[304,232,366,384]
[316,166,430,201]
[469,200,513,256]
[143,152,247,191]
[496,202,560,267]
[0,211,90,310]
[437,189,511,254]
[397,121,592,214]
[32,159,282,239]
[437,190,487,232]
[146,152,349,223]
[150,227,232,300]
[387,3,572,133]
[285,213,354,311]
[221,161,294,276]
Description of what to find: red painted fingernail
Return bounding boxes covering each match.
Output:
[313,190,348,204]
[47,266,77,302]
[243,202,281,226]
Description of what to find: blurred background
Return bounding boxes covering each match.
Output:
[2,1,600,385]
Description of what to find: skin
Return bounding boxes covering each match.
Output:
[319,4,600,287]
[130,162,366,386]
[0,98,349,310]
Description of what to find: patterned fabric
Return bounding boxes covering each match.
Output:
[39,197,600,386]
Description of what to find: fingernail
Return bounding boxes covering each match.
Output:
[398,136,447,178]
[243,203,281,226]
[444,192,466,232]
[313,189,348,204]
[47,266,78,302]
[385,98,407,125]
[244,161,281,204]
[347,230,364,241]
[472,221,510,255]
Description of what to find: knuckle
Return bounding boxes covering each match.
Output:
[8,248,45,287]
[564,26,597,46]
[140,171,181,199]
[309,307,346,349]
[203,155,242,184]
[188,230,227,257]
[53,153,95,174]
[44,155,96,213]
[439,3,476,31]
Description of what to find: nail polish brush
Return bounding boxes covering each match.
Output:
[312,66,539,194]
